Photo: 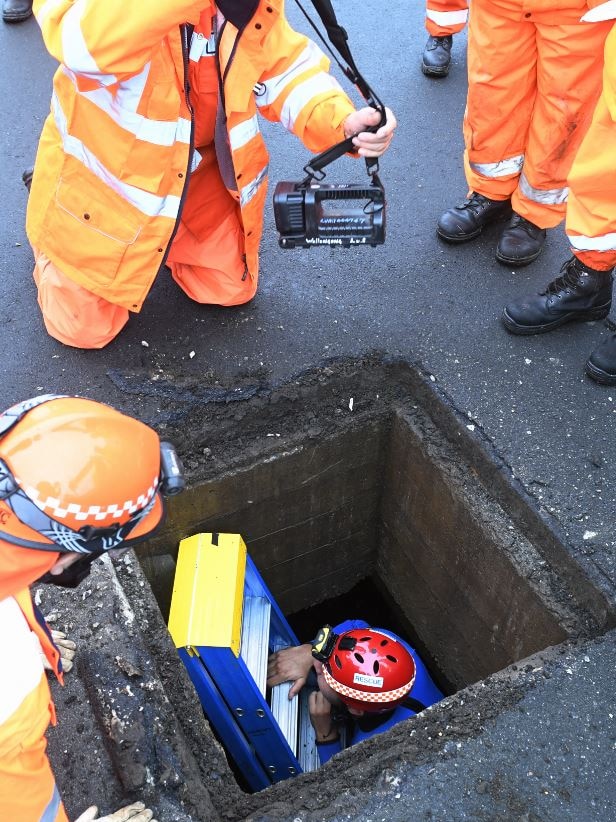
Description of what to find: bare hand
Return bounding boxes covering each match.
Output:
[73,801,156,822]
[267,644,313,698]
[309,690,338,742]
[343,106,397,157]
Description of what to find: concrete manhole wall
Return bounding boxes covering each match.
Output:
[45,358,616,822]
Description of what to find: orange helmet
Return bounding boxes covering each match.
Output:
[0,395,183,556]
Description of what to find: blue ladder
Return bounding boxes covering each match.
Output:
[167,532,318,791]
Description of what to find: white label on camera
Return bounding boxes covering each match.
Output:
[353,673,383,688]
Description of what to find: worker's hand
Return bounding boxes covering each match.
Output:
[308,690,338,743]
[267,643,313,698]
[73,801,156,822]
[343,106,397,158]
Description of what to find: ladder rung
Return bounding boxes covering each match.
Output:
[240,596,271,695]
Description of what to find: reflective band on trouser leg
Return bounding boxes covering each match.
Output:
[0,734,68,822]
[32,249,130,348]
[512,11,610,229]
[463,0,536,200]
[425,0,469,37]
[566,26,616,272]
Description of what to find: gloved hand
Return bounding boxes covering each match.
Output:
[73,801,156,822]
[40,629,76,673]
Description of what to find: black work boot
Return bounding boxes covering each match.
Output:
[437,192,512,243]
[422,35,453,77]
[502,257,613,335]
[586,333,616,385]
[2,0,32,22]
[496,213,547,266]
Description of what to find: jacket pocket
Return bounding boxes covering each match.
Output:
[43,171,143,288]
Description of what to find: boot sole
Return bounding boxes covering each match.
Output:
[421,64,450,78]
[495,246,544,267]
[501,304,611,336]
[436,226,482,243]
[2,10,33,20]
[585,359,616,386]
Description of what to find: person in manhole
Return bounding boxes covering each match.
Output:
[0,395,184,822]
[25,0,396,349]
[267,620,444,762]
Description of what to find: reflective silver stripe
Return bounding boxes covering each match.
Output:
[52,93,181,219]
[255,41,326,108]
[278,74,343,132]
[582,0,616,22]
[61,66,191,147]
[191,149,203,173]
[426,9,469,25]
[240,165,268,207]
[41,783,61,822]
[60,0,117,86]
[519,172,568,205]
[568,231,616,252]
[189,30,216,61]
[470,154,525,177]
[229,116,260,151]
[0,598,46,724]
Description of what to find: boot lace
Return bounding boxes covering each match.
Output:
[543,258,583,296]
[461,192,491,214]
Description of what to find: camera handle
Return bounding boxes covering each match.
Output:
[293,0,387,186]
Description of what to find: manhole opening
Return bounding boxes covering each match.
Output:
[136,386,577,805]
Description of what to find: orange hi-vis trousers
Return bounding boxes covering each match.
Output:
[425,0,469,36]
[463,0,611,230]
[566,23,616,271]
[0,595,68,822]
[32,152,253,350]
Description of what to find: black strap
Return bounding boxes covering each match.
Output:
[402,696,428,714]
[292,0,385,181]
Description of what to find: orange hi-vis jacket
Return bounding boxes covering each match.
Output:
[27,0,356,312]
[0,590,66,822]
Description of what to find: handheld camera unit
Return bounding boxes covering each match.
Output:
[272,0,388,250]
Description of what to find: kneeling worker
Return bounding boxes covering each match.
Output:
[267,619,443,763]
[0,395,183,821]
[27,0,396,349]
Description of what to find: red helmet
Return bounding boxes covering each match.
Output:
[314,626,416,714]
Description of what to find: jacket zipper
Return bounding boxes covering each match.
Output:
[161,23,196,269]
